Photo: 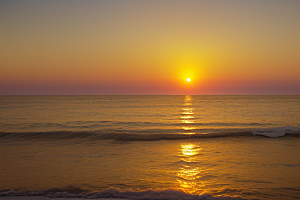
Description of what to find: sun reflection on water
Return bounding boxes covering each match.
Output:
[181,95,196,134]
[181,144,201,157]
[177,143,203,193]
[177,96,206,193]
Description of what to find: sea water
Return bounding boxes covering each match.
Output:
[0,95,299,200]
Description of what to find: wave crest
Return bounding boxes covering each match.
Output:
[252,127,300,138]
[0,127,299,141]
[0,131,253,141]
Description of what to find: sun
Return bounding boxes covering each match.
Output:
[186,78,191,82]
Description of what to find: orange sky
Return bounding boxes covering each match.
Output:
[1,0,299,95]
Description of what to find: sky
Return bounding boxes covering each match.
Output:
[1,0,299,95]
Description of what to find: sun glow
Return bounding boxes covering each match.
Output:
[186,78,191,82]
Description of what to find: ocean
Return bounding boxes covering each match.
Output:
[0,95,299,200]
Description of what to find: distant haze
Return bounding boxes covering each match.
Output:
[1,0,299,95]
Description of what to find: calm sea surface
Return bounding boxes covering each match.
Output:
[0,95,299,200]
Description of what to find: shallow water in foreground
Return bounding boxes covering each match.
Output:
[0,95,299,199]
[1,136,300,200]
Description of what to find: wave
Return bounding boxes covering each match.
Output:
[0,186,246,200]
[0,127,299,141]
[0,131,252,141]
[252,127,300,138]
[0,121,275,126]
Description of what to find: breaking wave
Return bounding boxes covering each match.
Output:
[0,186,246,200]
[0,127,299,141]
[252,127,300,138]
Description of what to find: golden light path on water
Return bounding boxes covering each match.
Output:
[177,143,203,194]
[181,95,196,134]
[178,95,204,193]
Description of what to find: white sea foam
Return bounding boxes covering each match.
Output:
[252,127,300,138]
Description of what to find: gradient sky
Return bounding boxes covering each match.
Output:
[1,0,299,95]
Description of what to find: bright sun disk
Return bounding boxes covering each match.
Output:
[186,78,191,82]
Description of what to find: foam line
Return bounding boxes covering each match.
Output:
[252,127,299,138]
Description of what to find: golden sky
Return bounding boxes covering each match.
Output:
[1,0,299,94]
